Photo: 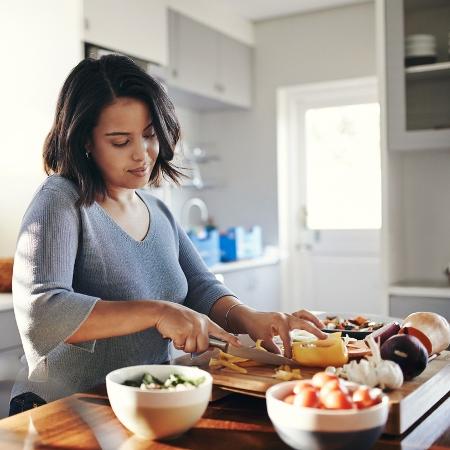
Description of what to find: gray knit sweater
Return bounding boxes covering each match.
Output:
[12,175,233,402]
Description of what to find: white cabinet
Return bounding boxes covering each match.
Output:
[83,0,168,66]
[0,305,22,418]
[218,33,252,107]
[0,308,21,351]
[382,0,450,151]
[168,10,252,109]
[378,0,450,318]
[0,346,23,419]
[168,10,218,99]
[220,265,281,312]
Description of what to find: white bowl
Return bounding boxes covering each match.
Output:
[266,381,389,450]
[106,365,212,439]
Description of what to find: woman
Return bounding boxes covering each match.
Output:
[10,54,326,415]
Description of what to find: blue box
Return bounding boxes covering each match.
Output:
[187,227,220,267]
[220,226,263,262]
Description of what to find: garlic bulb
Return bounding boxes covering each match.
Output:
[342,359,378,387]
[337,335,403,391]
[376,359,404,390]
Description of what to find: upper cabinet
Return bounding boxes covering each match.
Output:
[382,0,450,151]
[168,10,253,109]
[83,0,168,66]
[218,32,253,108]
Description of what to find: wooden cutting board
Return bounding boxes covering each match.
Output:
[208,351,450,436]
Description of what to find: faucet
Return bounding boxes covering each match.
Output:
[181,198,209,229]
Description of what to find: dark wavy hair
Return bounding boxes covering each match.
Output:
[43,54,182,206]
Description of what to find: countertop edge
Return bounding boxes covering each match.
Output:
[210,248,280,274]
[0,293,13,312]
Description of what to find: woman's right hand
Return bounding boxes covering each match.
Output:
[155,302,240,353]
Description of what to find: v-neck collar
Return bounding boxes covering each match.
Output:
[94,191,154,244]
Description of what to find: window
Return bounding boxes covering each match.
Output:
[304,103,381,230]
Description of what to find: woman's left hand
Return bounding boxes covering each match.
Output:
[230,307,327,358]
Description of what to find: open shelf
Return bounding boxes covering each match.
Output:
[406,61,450,81]
[389,280,450,298]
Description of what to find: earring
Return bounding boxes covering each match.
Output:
[85,151,91,160]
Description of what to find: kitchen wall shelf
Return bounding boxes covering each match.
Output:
[406,61,450,81]
[383,0,450,150]
[180,183,223,190]
[188,155,220,164]
[178,143,223,191]
[389,281,450,299]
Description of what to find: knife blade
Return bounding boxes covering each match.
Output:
[209,337,300,367]
[170,350,216,367]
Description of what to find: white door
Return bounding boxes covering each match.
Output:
[278,78,383,314]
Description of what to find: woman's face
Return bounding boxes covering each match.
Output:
[88,97,159,191]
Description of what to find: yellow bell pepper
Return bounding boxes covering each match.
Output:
[291,332,348,368]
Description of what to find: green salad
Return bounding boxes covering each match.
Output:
[123,372,206,391]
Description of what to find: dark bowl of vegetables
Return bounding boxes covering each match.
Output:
[320,313,388,339]
[106,365,212,440]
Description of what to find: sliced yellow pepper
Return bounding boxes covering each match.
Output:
[291,332,348,368]
[273,365,302,381]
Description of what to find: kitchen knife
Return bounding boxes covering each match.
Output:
[209,337,300,367]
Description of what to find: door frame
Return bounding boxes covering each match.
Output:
[276,77,378,312]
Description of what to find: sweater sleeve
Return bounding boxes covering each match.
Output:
[177,223,237,315]
[13,187,100,382]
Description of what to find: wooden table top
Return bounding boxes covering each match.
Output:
[0,386,448,450]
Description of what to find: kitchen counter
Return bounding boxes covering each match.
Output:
[210,246,281,274]
[0,385,448,449]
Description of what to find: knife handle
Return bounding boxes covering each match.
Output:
[208,336,228,352]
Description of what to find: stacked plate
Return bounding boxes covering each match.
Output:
[405,34,437,66]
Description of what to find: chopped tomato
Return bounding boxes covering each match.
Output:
[319,379,348,402]
[283,394,296,404]
[283,376,383,411]
[353,386,382,409]
[321,390,353,410]
[311,372,338,389]
[293,380,315,394]
[293,387,320,408]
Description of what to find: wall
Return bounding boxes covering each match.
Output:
[198,2,376,247]
[0,0,83,257]
[167,105,206,225]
